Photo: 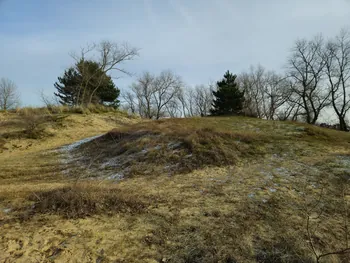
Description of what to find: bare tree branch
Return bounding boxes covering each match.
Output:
[0,78,20,111]
[323,28,350,131]
[69,41,139,106]
[287,35,330,124]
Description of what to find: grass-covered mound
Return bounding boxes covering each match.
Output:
[71,116,346,178]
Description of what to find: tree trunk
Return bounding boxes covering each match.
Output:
[339,116,348,131]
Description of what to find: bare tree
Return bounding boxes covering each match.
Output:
[177,86,197,117]
[323,29,350,131]
[287,35,330,124]
[177,87,190,117]
[152,70,182,119]
[239,65,291,120]
[121,90,137,114]
[277,81,303,121]
[165,99,182,118]
[262,73,294,120]
[239,65,265,118]
[176,84,213,117]
[131,72,156,118]
[70,41,139,106]
[193,84,213,117]
[127,71,182,119]
[0,78,20,111]
[39,89,60,108]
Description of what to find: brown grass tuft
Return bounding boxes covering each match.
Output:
[28,183,147,219]
[80,120,266,176]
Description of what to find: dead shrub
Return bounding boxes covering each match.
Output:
[28,184,147,218]
[21,113,49,139]
[46,105,70,114]
[16,107,50,116]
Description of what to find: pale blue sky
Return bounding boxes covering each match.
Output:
[1,0,350,106]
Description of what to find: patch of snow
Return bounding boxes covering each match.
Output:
[260,171,274,180]
[61,168,71,175]
[269,188,277,193]
[336,155,350,173]
[60,134,103,152]
[208,178,229,184]
[106,173,124,180]
[248,193,255,198]
[154,145,162,150]
[101,158,119,169]
[274,167,291,177]
[57,134,105,177]
[3,208,11,214]
[271,154,280,159]
[167,142,182,150]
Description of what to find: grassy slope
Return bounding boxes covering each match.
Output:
[0,110,137,202]
[1,115,350,263]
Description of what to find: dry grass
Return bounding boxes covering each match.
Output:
[72,118,271,177]
[10,104,132,116]
[0,108,137,154]
[72,117,349,179]
[28,183,149,219]
[1,114,350,262]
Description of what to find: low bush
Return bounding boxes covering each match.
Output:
[13,104,119,116]
[21,113,51,139]
[29,183,148,218]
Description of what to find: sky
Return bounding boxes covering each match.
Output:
[1,0,350,110]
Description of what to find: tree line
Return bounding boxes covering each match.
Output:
[120,29,350,131]
[239,29,350,131]
[1,29,349,131]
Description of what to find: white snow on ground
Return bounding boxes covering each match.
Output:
[55,134,350,186]
[57,134,127,181]
[60,134,104,152]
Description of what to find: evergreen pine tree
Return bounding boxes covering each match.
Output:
[54,60,120,107]
[54,67,82,105]
[96,81,120,108]
[210,70,244,116]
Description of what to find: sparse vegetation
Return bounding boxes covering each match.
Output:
[28,183,148,219]
[0,107,136,154]
[2,112,348,262]
[72,117,269,177]
[3,1,350,261]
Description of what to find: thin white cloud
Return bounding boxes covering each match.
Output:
[1,0,350,107]
[290,0,350,18]
[167,0,196,27]
[143,0,157,25]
